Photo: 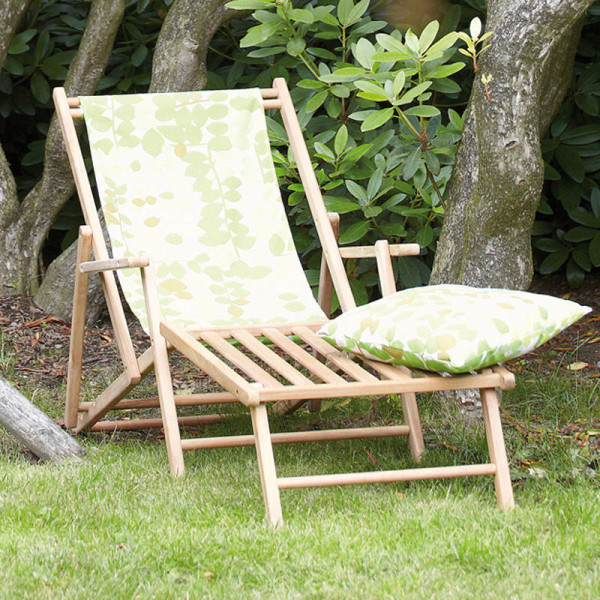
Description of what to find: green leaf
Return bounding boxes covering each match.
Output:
[367,168,383,199]
[331,84,351,98]
[41,57,68,80]
[247,46,285,57]
[416,225,434,247]
[131,45,148,67]
[589,233,600,266]
[354,80,387,101]
[427,63,465,78]
[404,105,440,117]
[403,148,422,179]
[393,71,406,97]
[324,197,361,213]
[339,221,371,244]
[539,249,570,274]
[289,8,314,23]
[347,0,370,26]
[361,108,394,132]
[334,125,348,155]
[337,0,353,26]
[286,38,306,57]
[560,125,600,146]
[353,38,376,69]
[566,257,585,286]
[426,32,459,57]
[30,72,50,103]
[563,226,597,242]
[555,147,585,182]
[397,81,432,105]
[225,0,274,9]
[314,142,335,161]
[8,29,36,55]
[305,90,328,113]
[298,79,325,89]
[240,22,283,47]
[346,180,368,203]
[418,20,439,53]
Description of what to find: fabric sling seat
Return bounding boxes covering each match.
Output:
[54,79,516,526]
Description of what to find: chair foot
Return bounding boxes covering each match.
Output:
[480,387,515,510]
[251,404,283,526]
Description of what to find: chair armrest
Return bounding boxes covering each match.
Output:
[338,243,420,259]
[79,257,150,274]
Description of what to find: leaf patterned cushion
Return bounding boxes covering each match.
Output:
[80,89,325,333]
[317,284,591,374]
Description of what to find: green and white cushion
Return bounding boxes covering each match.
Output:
[317,284,591,374]
[80,89,325,333]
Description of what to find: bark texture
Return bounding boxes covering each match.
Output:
[430,0,594,289]
[149,0,235,92]
[0,0,125,294]
[0,376,86,462]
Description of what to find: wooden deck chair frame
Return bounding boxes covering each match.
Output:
[54,78,515,526]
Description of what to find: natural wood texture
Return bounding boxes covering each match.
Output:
[0,375,86,462]
[65,226,93,428]
[339,243,420,259]
[232,330,313,386]
[480,382,515,509]
[185,321,325,338]
[54,88,140,382]
[399,392,424,461]
[317,212,340,319]
[200,331,283,388]
[141,263,184,477]
[79,257,149,273]
[262,327,346,385]
[278,463,497,489]
[90,414,223,432]
[375,240,397,297]
[274,77,356,313]
[181,425,410,450]
[161,321,260,407]
[251,403,283,527]
[79,392,237,411]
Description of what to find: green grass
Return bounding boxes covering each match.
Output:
[0,354,599,598]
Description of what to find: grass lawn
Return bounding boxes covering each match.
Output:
[1,365,599,599]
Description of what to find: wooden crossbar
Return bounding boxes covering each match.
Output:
[277,464,497,489]
[78,392,238,411]
[181,425,410,450]
[90,414,223,432]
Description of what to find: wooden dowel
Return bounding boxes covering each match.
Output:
[277,463,497,489]
[260,88,279,98]
[181,425,410,450]
[67,97,80,107]
[90,414,223,432]
[263,99,282,110]
[78,392,238,411]
[375,239,396,297]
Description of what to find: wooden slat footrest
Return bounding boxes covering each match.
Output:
[89,414,223,432]
[181,425,409,451]
[277,463,497,489]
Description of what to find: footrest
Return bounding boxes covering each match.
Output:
[181,425,409,451]
[277,463,497,489]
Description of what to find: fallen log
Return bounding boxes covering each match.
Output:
[0,375,86,462]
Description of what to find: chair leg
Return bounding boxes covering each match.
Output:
[65,226,93,429]
[251,404,283,527]
[480,387,515,510]
[140,263,184,477]
[400,392,425,462]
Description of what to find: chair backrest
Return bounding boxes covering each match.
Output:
[79,89,326,331]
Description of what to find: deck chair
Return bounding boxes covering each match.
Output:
[54,78,515,525]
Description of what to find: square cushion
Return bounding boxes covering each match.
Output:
[317,284,591,374]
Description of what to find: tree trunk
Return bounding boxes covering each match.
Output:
[430,0,594,290]
[0,376,86,462]
[36,0,235,321]
[0,0,125,295]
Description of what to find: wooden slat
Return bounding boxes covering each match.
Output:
[339,244,420,259]
[363,359,413,381]
[232,330,313,386]
[292,326,378,383]
[278,463,497,489]
[90,414,223,432]
[201,331,283,388]
[317,212,340,319]
[181,425,409,450]
[257,371,507,402]
[65,226,93,428]
[274,77,356,313]
[492,365,516,389]
[262,327,346,384]
[185,321,325,339]
[160,321,259,406]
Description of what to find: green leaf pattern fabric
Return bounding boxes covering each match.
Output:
[317,284,591,374]
[80,90,325,332]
